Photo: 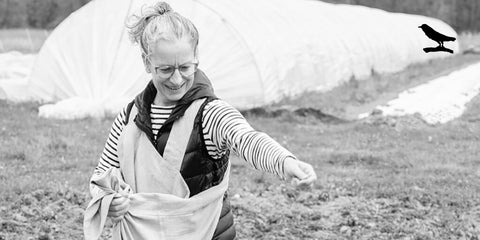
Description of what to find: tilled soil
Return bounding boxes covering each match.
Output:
[2,164,480,240]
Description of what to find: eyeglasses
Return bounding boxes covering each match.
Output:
[150,61,199,79]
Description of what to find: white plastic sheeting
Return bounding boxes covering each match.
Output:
[0,0,459,119]
[0,52,35,101]
[368,62,480,125]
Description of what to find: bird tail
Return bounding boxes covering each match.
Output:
[445,36,456,42]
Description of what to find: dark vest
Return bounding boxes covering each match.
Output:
[126,71,236,239]
[151,97,229,196]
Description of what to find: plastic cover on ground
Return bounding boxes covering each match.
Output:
[371,62,480,125]
[0,0,459,119]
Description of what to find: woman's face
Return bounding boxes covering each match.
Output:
[145,38,197,106]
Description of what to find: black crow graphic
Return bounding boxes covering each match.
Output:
[418,24,456,53]
[418,24,456,47]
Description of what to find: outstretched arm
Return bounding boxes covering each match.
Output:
[202,100,317,187]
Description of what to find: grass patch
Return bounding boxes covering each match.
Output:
[229,96,480,239]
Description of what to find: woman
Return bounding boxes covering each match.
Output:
[85,2,316,239]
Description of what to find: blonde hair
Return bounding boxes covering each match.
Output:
[126,2,199,58]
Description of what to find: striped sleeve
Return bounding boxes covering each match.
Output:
[94,106,128,174]
[202,100,296,177]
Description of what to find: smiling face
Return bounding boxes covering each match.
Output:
[144,38,197,106]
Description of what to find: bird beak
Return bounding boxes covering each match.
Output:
[418,26,421,28]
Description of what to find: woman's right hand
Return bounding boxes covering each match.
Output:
[108,193,131,223]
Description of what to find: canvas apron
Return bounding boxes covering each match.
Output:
[84,99,230,240]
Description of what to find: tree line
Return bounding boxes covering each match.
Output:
[0,0,89,29]
[0,0,478,32]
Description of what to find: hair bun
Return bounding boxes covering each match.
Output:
[155,2,173,15]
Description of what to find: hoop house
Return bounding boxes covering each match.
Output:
[5,0,460,118]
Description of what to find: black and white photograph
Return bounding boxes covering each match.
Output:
[0,0,479,239]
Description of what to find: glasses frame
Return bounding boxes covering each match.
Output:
[146,56,199,79]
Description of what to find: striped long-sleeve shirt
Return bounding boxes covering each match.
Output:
[95,99,295,178]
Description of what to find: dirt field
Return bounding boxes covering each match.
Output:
[1,41,480,239]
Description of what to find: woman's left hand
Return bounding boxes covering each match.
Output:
[283,157,317,188]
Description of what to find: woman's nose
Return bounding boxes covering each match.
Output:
[169,69,183,85]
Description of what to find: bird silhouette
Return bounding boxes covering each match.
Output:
[418,24,456,47]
